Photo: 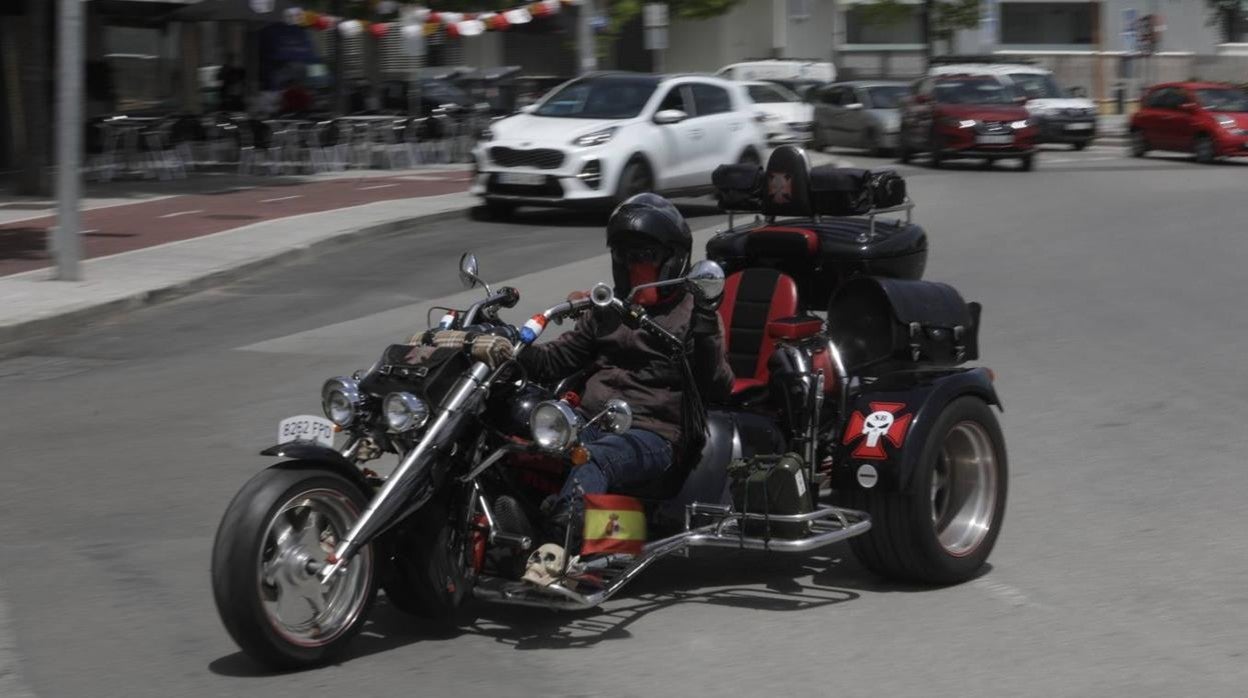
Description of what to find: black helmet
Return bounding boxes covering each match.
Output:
[605,193,692,300]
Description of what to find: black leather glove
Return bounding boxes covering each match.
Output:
[690,303,721,338]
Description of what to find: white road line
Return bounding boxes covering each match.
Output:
[357,183,399,190]
[157,209,203,219]
[260,195,303,203]
[0,576,36,697]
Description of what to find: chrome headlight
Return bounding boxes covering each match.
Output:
[530,400,580,451]
[383,392,430,433]
[1010,119,1031,129]
[572,126,618,147]
[321,377,364,427]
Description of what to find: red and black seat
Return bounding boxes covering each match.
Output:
[718,267,801,396]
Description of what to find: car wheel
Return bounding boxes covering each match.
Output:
[866,128,883,157]
[471,199,514,221]
[1130,129,1149,158]
[737,149,761,168]
[1019,154,1035,172]
[897,135,911,164]
[1194,134,1216,164]
[981,158,993,170]
[1072,140,1088,151]
[614,159,653,205]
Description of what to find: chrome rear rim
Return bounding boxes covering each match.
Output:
[931,421,998,557]
[257,488,372,647]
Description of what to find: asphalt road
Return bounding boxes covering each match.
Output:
[2,146,1247,698]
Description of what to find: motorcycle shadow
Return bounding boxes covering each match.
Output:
[494,201,724,228]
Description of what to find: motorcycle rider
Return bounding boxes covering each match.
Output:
[517,193,734,582]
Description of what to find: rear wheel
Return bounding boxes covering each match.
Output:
[1194,133,1216,164]
[211,465,377,670]
[1130,129,1149,158]
[1072,140,1088,151]
[897,135,912,164]
[843,397,1008,585]
[866,128,884,157]
[1019,154,1035,172]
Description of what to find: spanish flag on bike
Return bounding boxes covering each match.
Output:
[581,494,646,556]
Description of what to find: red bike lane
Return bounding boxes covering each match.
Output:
[0,171,470,277]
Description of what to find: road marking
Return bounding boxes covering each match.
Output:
[260,195,303,203]
[357,183,398,190]
[157,209,203,219]
[0,575,36,697]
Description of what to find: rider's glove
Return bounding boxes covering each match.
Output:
[470,334,514,367]
[690,304,722,339]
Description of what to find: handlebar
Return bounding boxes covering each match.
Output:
[462,286,521,326]
[513,282,684,355]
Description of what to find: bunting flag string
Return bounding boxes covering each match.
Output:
[285,0,580,40]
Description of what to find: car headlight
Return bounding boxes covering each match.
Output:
[1218,119,1240,133]
[1010,119,1031,129]
[322,377,364,427]
[942,118,976,129]
[530,400,580,451]
[572,127,618,147]
[383,392,430,433]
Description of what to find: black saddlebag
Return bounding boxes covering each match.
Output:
[727,453,814,539]
[827,276,981,371]
[809,166,872,216]
[358,344,473,406]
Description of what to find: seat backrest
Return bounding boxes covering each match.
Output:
[761,145,812,218]
[718,268,801,385]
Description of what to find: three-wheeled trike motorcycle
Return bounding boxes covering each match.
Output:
[211,145,1007,669]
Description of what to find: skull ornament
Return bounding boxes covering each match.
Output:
[861,410,895,448]
[521,543,566,587]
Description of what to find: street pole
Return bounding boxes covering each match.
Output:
[921,0,933,69]
[332,0,345,113]
[577,0,598,75]
[54,0,84,281]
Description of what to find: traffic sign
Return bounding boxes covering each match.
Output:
[644,3,669,28]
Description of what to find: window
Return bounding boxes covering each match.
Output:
[1195,87,1248,112]
[534,77,659,119]
[933,77,1015,105]
[747,83,800,104]
[1007,73,1064,100]
[691,83,732,116]
[844,5,922,45]
[656,86,688,113]
[1000,3,1093,45]
[863,85,911,110]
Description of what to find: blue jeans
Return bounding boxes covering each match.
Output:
[550,426,672,547]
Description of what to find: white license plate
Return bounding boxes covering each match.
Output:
[1066,122,1094,131]
[976,135,1014,145]
[278,415,336,448]
[497,172,546,186]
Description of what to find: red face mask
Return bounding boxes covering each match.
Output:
[629,261,661,307]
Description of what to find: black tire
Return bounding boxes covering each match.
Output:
[1019,154,1035,172]
[737,149,762,168]
[928,129,943,168]
[1072,140,1088,151]
[613,158,653,205]
[1130,129,1149,158]
[866,128,883,157]
[211,465,377,670]
[981,158,994,170]
[380,500,476,628]
[470,199,514,221]
[897,136,912,164]
[842,397,1008,585]
[1194,133,1216,164]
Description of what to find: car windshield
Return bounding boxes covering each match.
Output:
[1195,87,1248,112]
[865,85,910,109]
[1008,73,1063,100]
[766,79,821,100]
[747,83,800,103]
[533,77,658,119]
[934,78,1015,105]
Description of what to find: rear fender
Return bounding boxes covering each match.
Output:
[260,442,372,494]
[831,367,1000,494]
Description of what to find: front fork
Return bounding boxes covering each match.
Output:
[320,361,493,582]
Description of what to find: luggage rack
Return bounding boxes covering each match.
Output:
[723,196,917,236]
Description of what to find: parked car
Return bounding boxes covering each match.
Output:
[470,72,766,215]
[742,81,814,146]
[808,80,910,155]
[898,74,1039,171]
[930,60,1097,150]
[716,59,836,88]
[1130,82,1248,163]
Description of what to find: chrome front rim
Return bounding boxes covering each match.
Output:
[257,488,372,647]
[930,421,998,557]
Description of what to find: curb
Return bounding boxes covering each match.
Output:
[0,205,473,355]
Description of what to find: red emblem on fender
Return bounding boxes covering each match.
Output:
[843,402,912,460]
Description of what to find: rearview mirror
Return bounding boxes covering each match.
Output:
[601,399,633,434]
[459,252,480,289]
[654,109,688,125]
[685,259,725,304]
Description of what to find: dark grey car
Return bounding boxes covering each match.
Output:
[810,80,911,155]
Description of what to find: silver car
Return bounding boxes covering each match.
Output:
[810,80,911,156]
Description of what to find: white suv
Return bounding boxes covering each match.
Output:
[470,72,767,215]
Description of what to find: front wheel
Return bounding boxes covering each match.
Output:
[1194,134,1216,164]
[1019,154,1035,172]
[1130,129,1149,158]
[211,465,377,670]
[613,159,653,205]
[843,397,1008,585]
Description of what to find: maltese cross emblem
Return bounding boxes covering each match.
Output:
[768,172,792,204]
[843,402,912,460]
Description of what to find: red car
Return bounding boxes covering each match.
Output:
[898,74,1039,171]
[1130,82,1248,163]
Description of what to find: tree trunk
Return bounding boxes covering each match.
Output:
[18,1,52,196]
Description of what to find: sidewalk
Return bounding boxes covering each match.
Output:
[0,168,475,349]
